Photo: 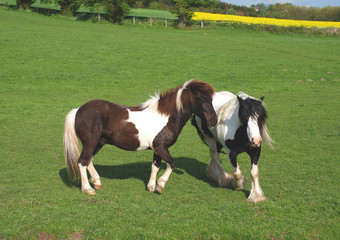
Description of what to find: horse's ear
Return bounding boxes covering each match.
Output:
[260,96,264,101]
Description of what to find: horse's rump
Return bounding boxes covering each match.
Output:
[75,99,141,151]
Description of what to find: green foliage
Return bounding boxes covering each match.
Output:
[267,3,340,22]
[170,0,216,27]
[225,7,236,15]
[149,1,161,10]
[16,0,35,9]
[83,0,136,23]
[103,0,131,23]
[0,7,340,239]
[58,0,81,15]
[39,0,82,15]
[142,0,151,8]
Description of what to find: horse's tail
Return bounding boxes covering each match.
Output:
[63,108,80,182]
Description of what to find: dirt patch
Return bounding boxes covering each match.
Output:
[68,232,83,240]
[37,231,82,240]
[38,232,57,240]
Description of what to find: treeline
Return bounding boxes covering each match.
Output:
[265,3,340,22]
[15,0,340,24]
[16,0,215,26]
[144,1,340,22]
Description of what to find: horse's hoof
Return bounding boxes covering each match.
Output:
[247,190,266,203]
[247,195,266,203]
[83,189,96,195]
[147,184,156,193]
[94,184,101,190]
[156,185,163,194]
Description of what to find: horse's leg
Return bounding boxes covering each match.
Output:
[205,138,233,188]
[157,163,173,193]
[88,160,101,190]
[87,144,103,190]
[153,146,175,194]
[78,142,100,195]
[147,153,161,192]
[247,148,266,203]
[229,152,246,190]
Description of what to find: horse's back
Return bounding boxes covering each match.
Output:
[213,91,235,111]
[76,99,128,126]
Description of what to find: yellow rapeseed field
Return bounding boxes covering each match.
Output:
[193,12,340,29]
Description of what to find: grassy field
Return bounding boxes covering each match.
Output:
[1,7,340,239]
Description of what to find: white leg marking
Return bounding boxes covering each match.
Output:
[78,163,95,195]
[247,164,266,203]
[157,164,173,193]
[87,159,102,190]
[206,138,233,188]
[233,165,246,191]
[147,163,160,192]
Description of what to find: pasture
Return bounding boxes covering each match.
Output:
[1,7,339,239]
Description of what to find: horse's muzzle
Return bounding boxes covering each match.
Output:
[250,137,262,148]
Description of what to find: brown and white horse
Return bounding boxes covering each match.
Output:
[63,79,217,195]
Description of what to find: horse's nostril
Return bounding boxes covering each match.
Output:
[251,138,255,144]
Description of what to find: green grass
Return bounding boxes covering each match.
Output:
[1,7,340,239]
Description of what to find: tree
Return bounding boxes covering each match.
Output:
[226,8,237,15]
[58,0,82,16]
[83,0,136,23]
[17,0,35,10]
[170,0,216,27]
[40,0,82,16]
[103,0,136,23]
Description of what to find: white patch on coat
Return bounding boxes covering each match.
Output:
[128,104,169,151]
[209,92,241,148]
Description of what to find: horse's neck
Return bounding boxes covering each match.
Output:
[214,102,241,143]
[162,109,191,141]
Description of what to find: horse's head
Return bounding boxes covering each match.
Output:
[237,95,267,148]
[187,80,217,128]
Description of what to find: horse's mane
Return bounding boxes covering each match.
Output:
[139,79,215,116]
[218,92,274,148]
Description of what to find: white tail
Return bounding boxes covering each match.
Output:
[63,108,80,181]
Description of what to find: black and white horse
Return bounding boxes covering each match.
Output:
[63,80,217,195]
[192,91,274,202]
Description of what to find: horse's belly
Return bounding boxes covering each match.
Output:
[127,109,169,150]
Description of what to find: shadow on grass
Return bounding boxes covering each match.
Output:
[59,156,250,197]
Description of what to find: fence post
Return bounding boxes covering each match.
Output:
[201,20,204,28]
[133,16,135,25]
[150,18,153,25]
[164,19,167,28]
[98,13,101,21]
